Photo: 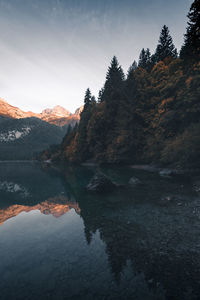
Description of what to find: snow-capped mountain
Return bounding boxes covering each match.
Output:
[0,98,81,126]
[41,105,71,117]
[0,98,83,160]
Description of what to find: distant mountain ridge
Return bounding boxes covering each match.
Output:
[0,99,84,160]
[0,98,83,127]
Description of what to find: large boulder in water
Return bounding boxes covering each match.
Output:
[86,172,116,193]
[159,169,178,177]
[159,168,190,181]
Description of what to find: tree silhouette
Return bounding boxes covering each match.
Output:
[138,48,153,71]
[84,88,92,110]
[101,56,125,103]
[180,0,200,60]
[75,88,95,161]
[127,60,138,79]
[155,25,177,62]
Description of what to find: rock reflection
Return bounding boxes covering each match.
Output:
[62,165,199,300]
[1,162,200,299]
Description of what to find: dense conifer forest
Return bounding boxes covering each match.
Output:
[42,0,200,169]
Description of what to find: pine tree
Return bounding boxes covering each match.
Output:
[98,88,104,103]
[138,48,147,68]
[155,25,177,62]
[91,96,96,104]
[180,0,200,60]
[76,89,94,161]
[101,56,125,103]
[84,88,92,109]
[138,48,153,71]
[106,56,125,83]
[127,60,138,79]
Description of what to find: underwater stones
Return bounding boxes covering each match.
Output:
[161,194,185,205]
[193,180,200,193]
[128,177,142,186]
[159,169,190,182]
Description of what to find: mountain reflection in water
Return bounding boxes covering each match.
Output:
[0,162,200,300]
[0,196,80,225]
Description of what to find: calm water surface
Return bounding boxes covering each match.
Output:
[0,162,200,300]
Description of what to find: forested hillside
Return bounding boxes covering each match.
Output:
[0,117,67,160]
[42,0,200,169]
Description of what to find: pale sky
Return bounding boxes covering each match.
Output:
[0,0,193,113]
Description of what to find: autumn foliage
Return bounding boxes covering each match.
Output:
[42,1,200,169]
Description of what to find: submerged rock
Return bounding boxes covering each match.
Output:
[159,169,175,177]
[159,169,189,181]
[128,177,142,186]
[193,180,200,193]
[86,172,116,193]
[161,194,186,205]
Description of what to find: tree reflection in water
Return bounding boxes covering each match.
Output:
[0,162,200,299]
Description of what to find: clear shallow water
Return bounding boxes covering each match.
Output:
[0,162,200,300]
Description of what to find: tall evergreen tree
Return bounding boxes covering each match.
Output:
[98,88,104,103]
[138,48,147,68]
[87,57,125,160]
[84,88,92,110]
[180,0,200,60]
[155,25,177,62]
[127,60,138,79]
[101,56,125,103]
[75,88,95,161]
[138,48,153,71]
[106,56,125,83]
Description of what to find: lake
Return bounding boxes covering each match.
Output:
[0,161,200,300]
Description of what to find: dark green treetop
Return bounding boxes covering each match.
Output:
[127,60,138,79]
[84,88,92,107]
[99,56,125,103]
[155,25,177,62]
[180,0,200,60]
[138,48,153,71]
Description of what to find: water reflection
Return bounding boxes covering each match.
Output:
[0,162,200,299]
[0,196,80,225]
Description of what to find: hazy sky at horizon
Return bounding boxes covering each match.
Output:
[0,0,193,113]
